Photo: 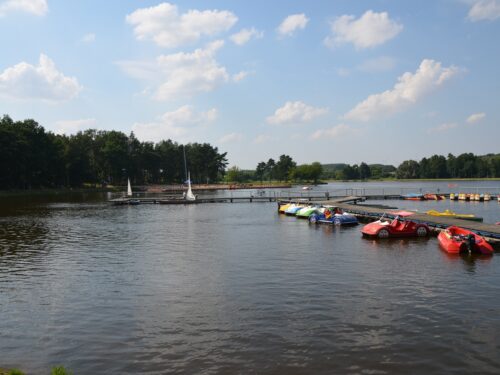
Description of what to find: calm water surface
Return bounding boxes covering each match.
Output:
[1,183,500,374]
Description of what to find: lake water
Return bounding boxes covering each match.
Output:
[1,181,500,374]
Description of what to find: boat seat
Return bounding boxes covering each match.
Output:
[390,220,399,227]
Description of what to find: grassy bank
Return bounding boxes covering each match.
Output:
[0,367,72,375]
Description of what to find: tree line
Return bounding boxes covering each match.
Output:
[226,155,323,183]
[0,115,228,189]
[396,153,500,179]
[321,163,397,180]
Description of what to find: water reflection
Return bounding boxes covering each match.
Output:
[0,217,51,262]
[439,250,492,274]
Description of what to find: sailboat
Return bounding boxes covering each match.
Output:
[185,172,196,201]
[127,178,132,197]
[127,178,140,205]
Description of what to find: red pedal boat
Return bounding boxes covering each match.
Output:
[361,214,430,238]
[438,226,494,255]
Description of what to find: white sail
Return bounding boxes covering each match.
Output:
[186,172,196,201]
[127,178,132,197]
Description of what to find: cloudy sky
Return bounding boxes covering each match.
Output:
[0,0,499,168]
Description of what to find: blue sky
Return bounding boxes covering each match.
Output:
[0,0,499,168]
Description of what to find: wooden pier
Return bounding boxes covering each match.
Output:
[109,193,368,205]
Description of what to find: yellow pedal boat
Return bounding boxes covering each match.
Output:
[426,209,483,222]
[279,203,293,213]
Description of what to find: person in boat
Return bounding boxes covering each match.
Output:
[324,208,332,220]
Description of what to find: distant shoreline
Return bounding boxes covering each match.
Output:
[1,178,499,196]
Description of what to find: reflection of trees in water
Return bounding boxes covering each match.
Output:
[0,217,51,265]
[0,192,106,218]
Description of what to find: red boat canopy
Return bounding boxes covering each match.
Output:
[388,210,415,217]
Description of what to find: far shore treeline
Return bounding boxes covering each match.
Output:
[1,115,499,190]
[0,115,228,189]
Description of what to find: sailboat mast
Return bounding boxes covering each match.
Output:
[183,144,188,183]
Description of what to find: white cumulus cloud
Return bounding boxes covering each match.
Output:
[466,112,486,123]
[54,118,97,135]
[468,0,500,21]
[267,101,328,125]
[0,54,82,102]
[219,132,243,143]
[0,0,47,16]
[325,10,402,49]
[310,124,359,140]
[126,2,237,48]
[230,27,263,45]
[118,40,230,101]
[277,13,309,37]
[344,59,461,122]
[132,105,217,142]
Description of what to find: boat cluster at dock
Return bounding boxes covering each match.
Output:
[278,202,495,256]
[450,193,496,201]
[402,192,499,201]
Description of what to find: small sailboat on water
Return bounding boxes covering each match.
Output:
[127,178,132,197]
[185,172,196,201]
[127,178,140,205]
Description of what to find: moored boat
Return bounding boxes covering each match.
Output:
[361,214,429,238]
[309,207,358,226]
[426,209,483,222]
[296,205,321,218]
[424,193,445,200]
[402,193,424,201]
[285,204,305,216]
[449,193,456,200]
[438,226,493,255]
[278,203,293,213]
[484,193,491,201]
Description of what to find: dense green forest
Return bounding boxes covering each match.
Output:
[0,115,228,189]
[396,153,500,179]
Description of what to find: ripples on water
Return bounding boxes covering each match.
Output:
[0,192,499,374]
